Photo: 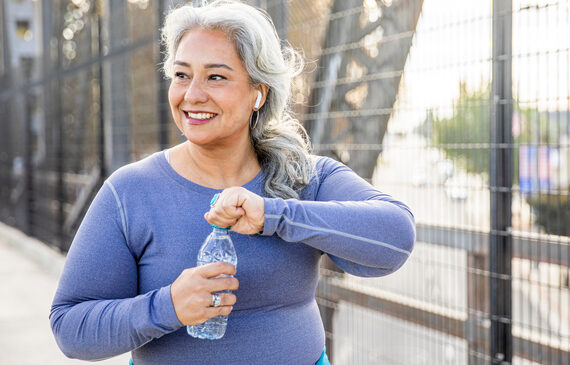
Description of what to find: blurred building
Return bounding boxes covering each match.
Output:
[0,0,43,229]
[1,0,41,77]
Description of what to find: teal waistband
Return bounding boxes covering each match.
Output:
[316,347,331,365]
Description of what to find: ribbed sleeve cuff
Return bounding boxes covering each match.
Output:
[260,198,281,236]
[152,285,183,331]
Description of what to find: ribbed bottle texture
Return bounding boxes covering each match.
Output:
[187,226,237,340]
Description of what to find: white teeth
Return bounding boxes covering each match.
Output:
[186,112,216,119]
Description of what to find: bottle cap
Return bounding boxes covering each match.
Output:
[210,194,230,230]
[211,224,230,230]
[210,193,220,207]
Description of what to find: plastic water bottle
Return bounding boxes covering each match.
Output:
[187,194,238,340]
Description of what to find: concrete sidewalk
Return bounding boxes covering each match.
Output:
[0,223,130,365]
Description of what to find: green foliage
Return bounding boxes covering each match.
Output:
[527,193,569,236]
[423,82,557,175]
[516,108,556,144]
[430,82,490,174]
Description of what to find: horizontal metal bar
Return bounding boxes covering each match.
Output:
[512,233,570,267]
[416,224,489,254]
[416,224,569,266]
[0,34,155,102]
[317,280,569,364]
[317,279,465,337]
[514,336,569,364]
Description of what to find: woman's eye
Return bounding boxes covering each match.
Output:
[209,74,225,81]
[175,72,188,79]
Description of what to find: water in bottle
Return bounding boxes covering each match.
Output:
[187,195,238,340]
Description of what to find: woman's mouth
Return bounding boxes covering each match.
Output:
[183,111,217,125]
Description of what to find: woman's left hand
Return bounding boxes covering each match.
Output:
[204,187,265,234]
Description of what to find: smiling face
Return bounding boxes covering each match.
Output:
[168,28,260,148]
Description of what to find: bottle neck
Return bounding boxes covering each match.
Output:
[212,226,229,234]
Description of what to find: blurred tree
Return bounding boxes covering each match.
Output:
[431,82,491,175]
[527,193,568,236]
[427,83,568,236]
[305,0,424,179]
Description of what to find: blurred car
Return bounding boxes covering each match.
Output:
[436,159,454,183]
[412,169,427,187]
[445,174,468,200]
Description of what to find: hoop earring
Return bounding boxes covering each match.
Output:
[249,110,259,130]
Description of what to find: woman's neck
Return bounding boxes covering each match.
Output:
[170,141,261,189]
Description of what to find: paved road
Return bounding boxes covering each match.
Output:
[0,223,130,365]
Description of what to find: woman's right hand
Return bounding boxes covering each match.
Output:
[170,262,239,326]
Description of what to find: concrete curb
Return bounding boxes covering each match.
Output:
[0,222,65,278]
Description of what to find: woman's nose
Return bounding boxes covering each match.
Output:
[184,79,208,103]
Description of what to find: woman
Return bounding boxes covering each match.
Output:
[50,1,415,364]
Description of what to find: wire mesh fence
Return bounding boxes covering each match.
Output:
[0,0,568,364]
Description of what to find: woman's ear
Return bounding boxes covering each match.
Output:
[254,84,269,110]
[254,90,262,109]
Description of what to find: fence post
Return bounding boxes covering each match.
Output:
[102,0,131,173]
[156,1,168,150]
[96,3,106,179]
[266,0,288,42]
[0,0,16,226]
[490,0,513,363]
[23,60,34,237]
[467,251,490,364]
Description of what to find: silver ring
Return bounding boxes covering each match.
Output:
[211,294,221,307]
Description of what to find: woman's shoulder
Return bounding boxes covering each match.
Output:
[301,155,351,199]
[311,154,350,176]
[106,151,166,188]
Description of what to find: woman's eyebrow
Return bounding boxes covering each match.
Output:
[205,63,234,71]
[174,60,190,67]
[173,60,233,71]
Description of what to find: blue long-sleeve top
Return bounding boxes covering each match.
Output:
[50,151,415,364]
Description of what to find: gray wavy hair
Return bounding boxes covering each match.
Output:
[161,0,314,199]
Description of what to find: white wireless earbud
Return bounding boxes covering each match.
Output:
[254,90,262,109]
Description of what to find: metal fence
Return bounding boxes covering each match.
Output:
[0,0,568,364]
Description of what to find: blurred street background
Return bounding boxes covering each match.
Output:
[0,223,130,365]
[0,0,568,364]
